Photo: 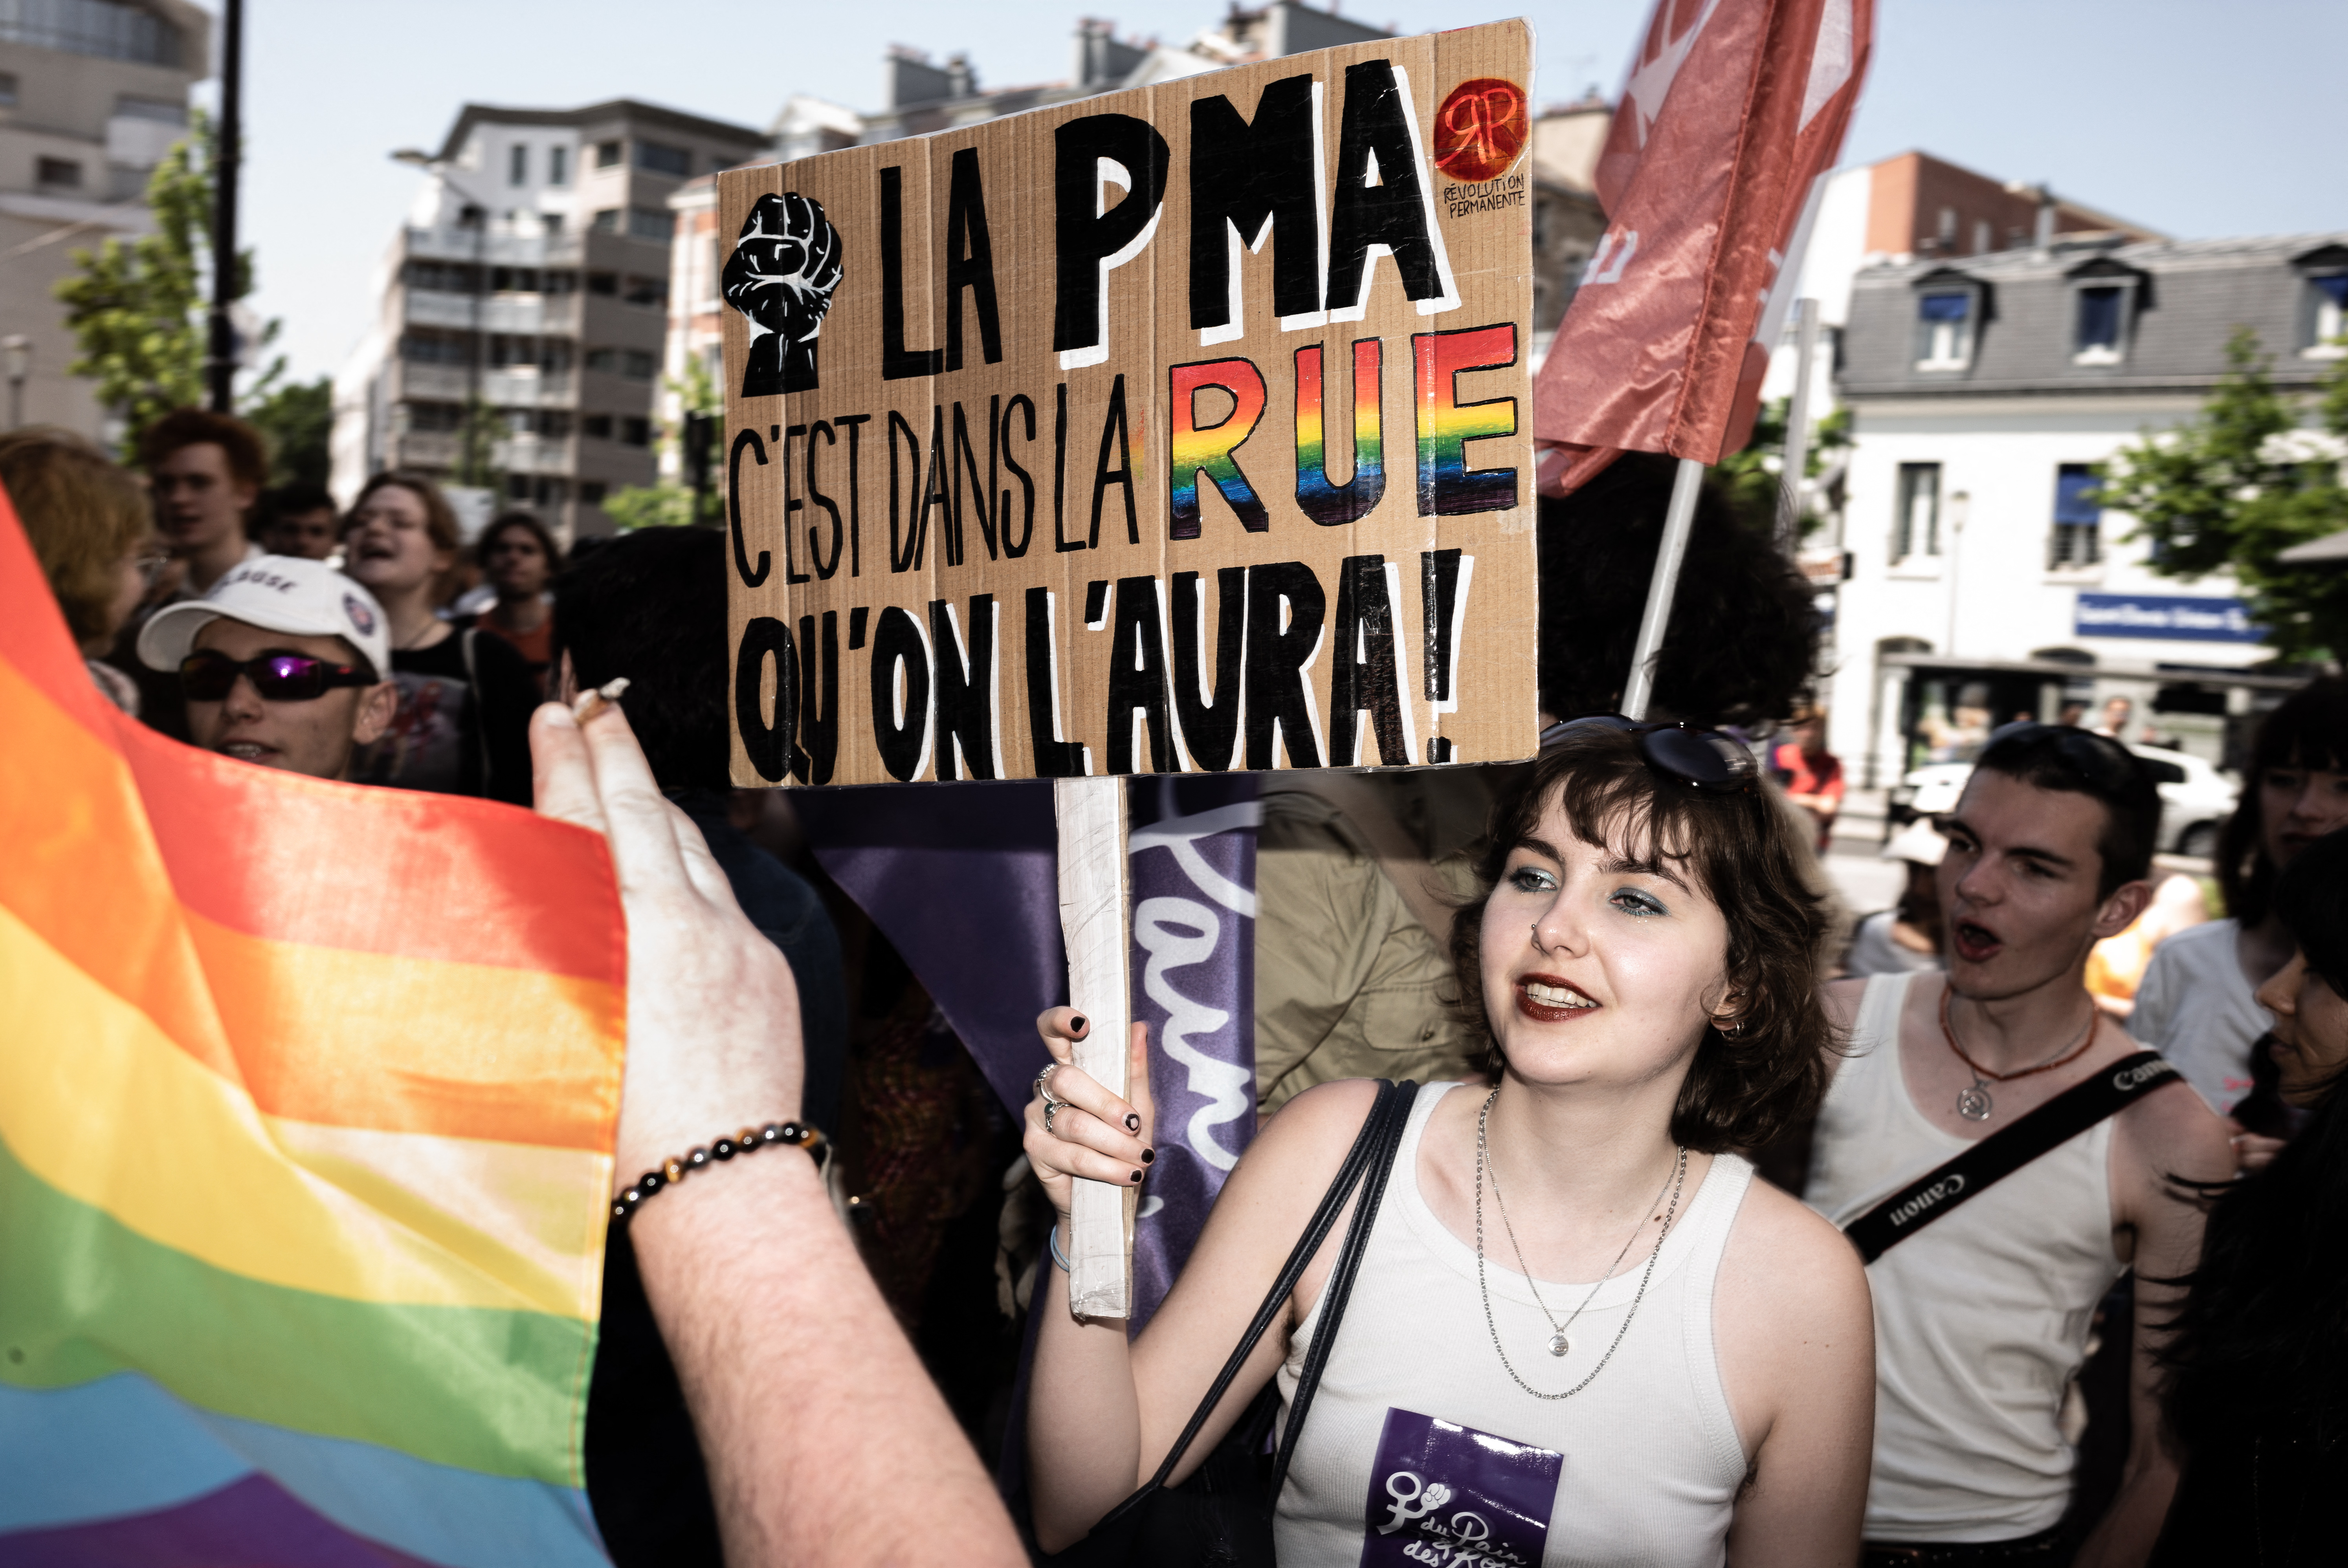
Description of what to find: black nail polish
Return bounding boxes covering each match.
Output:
[1124,1113,1140,1132]
[1142,1148,1155,1164]
[1070,1014,1088,1033]
[1129,1169,1143,1183]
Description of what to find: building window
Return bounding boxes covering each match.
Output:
[595,140,622,169]
[2049,464,2103,569]
[37,157,83,188]
[580,481,609,506]
[405,260,478,293]
[584,348,618,375]
[488,335,539,368]
[586,271,618,295]
[2073,286,2127,365]
[0,0,182,66]
[540,338,576,372]
[509,144,528,186]
[623,274,666,308]
[548,145,569,187]
[1972,219,1992,256]
[635,141,692,178]
[489,266,540,294]
[536,410,574,440]
[406,401,465,432]
[621,416,652,446]
[627,207,675,243]
[2309,275,2348,358]
[544,269,578,295]
[582,414,614,440]
[1936,207,1957,248]
[591,208,620,234]
[0,72,17,107]
[1915,292,1974,370]
[399,332,470,365]
[622,350,657,380]
[1895,463,1942,560]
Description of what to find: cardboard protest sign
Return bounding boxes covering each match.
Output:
[722,22,1538,788]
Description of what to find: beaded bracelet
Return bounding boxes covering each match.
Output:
[613,1120,829,1223]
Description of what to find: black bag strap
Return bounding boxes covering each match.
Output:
[1097,1077,1420,1526]
[1842,1051,2178,1264]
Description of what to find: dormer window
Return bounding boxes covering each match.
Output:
[2064,258,2144,368]
[2074,287,2124,363]
[2308,274,2348,359]
[1916,290,1975,370]
[2291,246,2348,358]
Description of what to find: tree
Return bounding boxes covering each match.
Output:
[245,376,332,488]
[2097,329,2348,662]
[603,356,723,530]
[1714,396,1851,543]
[54,108,282,458]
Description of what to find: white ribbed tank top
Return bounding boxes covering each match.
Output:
[1273,1081,1753,1568]
[1806,973,2124,1542]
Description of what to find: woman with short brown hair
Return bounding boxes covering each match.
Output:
[339,471,536,801]
[1021,720,1874,1566]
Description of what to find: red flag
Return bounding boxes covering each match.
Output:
[1534,0,1872,493]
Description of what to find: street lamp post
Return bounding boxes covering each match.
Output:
[205,0,244,412]
[2,336,29,430]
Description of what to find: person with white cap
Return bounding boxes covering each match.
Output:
[1843,819,1948,977]
[136,554,397,781]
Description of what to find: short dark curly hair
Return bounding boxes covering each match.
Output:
[1449,726,1839,1153]
[1537,453,1820,728]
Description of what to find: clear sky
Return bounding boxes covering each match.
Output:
[200,0,2344,387]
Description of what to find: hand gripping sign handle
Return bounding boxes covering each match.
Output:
[1055,774,1135,1317]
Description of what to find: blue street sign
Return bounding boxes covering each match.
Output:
[2075,592,2265,643]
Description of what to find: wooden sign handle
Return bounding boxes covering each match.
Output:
[1053,774,1134,1318]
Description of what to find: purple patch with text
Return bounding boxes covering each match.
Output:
[1358,1407,1561,1568]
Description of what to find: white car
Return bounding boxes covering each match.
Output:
[1891,742,2237,860]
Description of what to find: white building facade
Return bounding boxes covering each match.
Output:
[1827,233,2348,786]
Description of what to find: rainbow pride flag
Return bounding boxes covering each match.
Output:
[0,488,626,1564]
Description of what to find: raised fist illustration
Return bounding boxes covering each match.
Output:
[723,192,844,397]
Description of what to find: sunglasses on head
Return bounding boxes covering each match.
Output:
[180,648,375,703]
[1538,714,1760,793]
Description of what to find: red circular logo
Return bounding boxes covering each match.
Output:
[1433,78,1528,183]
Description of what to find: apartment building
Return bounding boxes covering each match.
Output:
[1825,231,2347,784]
[331,99,767,539]
[0,0,207,439]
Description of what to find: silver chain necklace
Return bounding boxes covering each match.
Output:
[1473,1086,1689,1401]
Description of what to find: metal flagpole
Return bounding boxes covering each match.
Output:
[1776,297,1821,551]
[1621,456,1708,721]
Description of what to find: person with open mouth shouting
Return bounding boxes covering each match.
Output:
[1021,719,1874,1567]
[1806,723,2237,1568]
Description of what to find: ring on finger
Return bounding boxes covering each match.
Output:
[1044,1101,1062,1136]
[1035,1062,1070,1108]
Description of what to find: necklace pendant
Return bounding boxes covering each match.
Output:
[1546,1329,1571,1357]
[1955,1084,1994,1122]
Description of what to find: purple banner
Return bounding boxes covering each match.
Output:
[1360,1407,1562,1568]
[1126,775,1260,1331]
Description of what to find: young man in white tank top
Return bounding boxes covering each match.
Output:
[1806,726,2236,1566]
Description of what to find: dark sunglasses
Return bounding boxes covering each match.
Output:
[1538,714,1760,793]
[180,648,375,703]
[1982,720,2145,794]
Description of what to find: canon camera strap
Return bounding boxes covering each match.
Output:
[1843,1051,2180,1265]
